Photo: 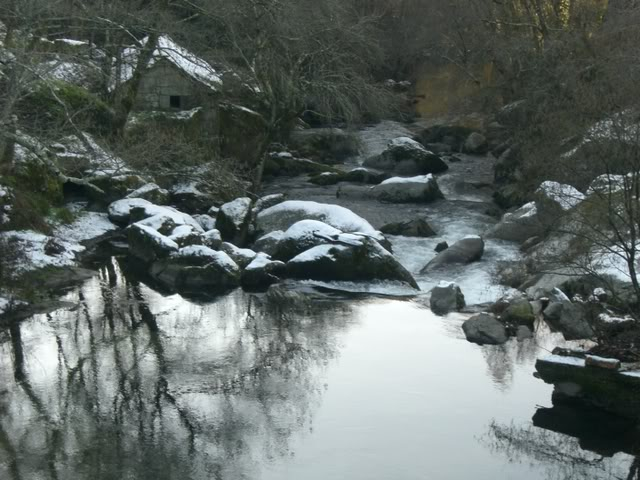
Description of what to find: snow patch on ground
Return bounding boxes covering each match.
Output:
[53,210,117,243]
[0,230,84,272]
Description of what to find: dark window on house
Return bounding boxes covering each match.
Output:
[169,95,181,109]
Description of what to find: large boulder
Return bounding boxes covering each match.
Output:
[108,198,203,232]
[430,281,465,315]
[543,301,594,340]
[421,235,485,273]
[380,219,436,237]
[463,132,489,154]
[486,202,542,243]
[370,175,444,204]
[536,181,585,213]
[256,200,377,236]
[125,183,170,205]
[462,313,508,345]
[273,220,342,261]
[128,223,179,263]
[285,236,419,289]
[149,246,241,292]
[252,231,284,256]
[363,137,448,176]
[215,197,252,245]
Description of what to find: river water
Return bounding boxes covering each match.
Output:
[1,122,638,479]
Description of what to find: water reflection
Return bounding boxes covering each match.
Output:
[0,258,355,479]
[0,259,636,479]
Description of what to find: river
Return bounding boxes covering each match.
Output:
[0,122,638,479]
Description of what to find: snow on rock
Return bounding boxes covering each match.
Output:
[256,200,376,235]
[220,242,257,268]
[272,220,343,261]
[108,198,203,231]
[0,294,26,316]
[202,229,222,249]
[586,174,628,195]
[193,214,216,231]
[536,181,585,211]
[53,133,129,175]
[539,354,586,367]
[173,245,238,271]
[53,210,117,243]
[216,197,252,243]
[388,137,424,149]
[0,185,14,226]
[125,183,170,204]
[371,174,443,203]
[114,35,222,92]
[0,231,84,272]
[37,59,99,87]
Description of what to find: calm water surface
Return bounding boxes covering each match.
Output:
[0,259,637,479]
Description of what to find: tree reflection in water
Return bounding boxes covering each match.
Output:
[0,258,355,479]
[484,413,640,480]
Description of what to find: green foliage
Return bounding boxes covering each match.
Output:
[18,81,114,136]
[1,162,64,233]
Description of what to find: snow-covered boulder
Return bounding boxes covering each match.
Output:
[241,253,286,289]
[128,223,179,263]
[193,214,217,232]
[125,183,170,205]
[108,198,203,231]
[215,197,252,245]
[0,230,84,272]
[220,242,257,268]
[586,174,627,196]
[430,281,465,315]
[149,246,241,292]
[363,137,448,176]
[201,229,222,250]
[168,225,203,248]
[536,181,585,212]
[421,235,485,272]
[256,200,377,236]
[486,201,542,243]
[285,236,419,289]
[370,175,444,203]
[273,220,342,261]
[252,231,284,256]
[170,182,215,213]
[462,313,508,345]
[253,193,286,216]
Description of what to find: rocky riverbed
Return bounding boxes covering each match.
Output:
[1,119,640,479]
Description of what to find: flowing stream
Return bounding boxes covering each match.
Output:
[0,122,638,479]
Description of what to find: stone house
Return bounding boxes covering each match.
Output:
[115,35,222,112]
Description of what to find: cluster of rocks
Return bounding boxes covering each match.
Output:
[109,192,421,294]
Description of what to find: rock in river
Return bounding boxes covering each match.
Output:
[430,281,465,315]
[363,137,448,176]
[421,235,485,273]
[285,236,419,289]
[462,313,508,345]
[149,245,241,292]
[371,175,444,204]
[543,300,594,340]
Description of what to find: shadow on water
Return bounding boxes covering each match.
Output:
[0,257,357,480]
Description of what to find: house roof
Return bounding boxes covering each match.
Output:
[113,35,222,92]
